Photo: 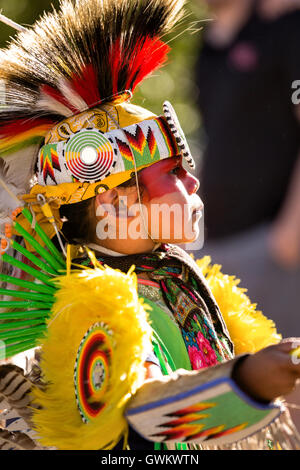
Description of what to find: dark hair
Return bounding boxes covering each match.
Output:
[59,197,96,244]
[59,173,143,244]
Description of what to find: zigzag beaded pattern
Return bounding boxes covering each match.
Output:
[163,101,195,170]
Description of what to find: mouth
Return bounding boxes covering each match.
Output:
[192,208,203,219]
[192,203,203,215]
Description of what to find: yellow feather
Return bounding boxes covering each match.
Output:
[31,265,152,450]
[0,126,51,151]
[195,256,282,355]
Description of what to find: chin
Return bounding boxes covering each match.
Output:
[183,226,200,244]
[155,220,200,244]
[162,232,199,245]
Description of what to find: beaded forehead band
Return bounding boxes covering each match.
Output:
[36,101,195,202]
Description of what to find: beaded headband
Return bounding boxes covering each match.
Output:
[35,101,195,204]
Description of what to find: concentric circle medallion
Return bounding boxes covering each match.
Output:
[74,322,114,423]
[64,129,115,182]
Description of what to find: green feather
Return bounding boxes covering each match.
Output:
[0,318,47,331]
[0,310,50,320]
[1,253,54,286]
[0,300,53,309]
[0,324,47,340]
[1,339,40,358]
[22,207,66,268]
[0,273,55,294]
[0,288,53,302]
[11,239,60,276]
[14,221,65,273]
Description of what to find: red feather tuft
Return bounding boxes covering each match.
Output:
[127,37,169,92]
[41,85,79,114]
[70,65,101,108]
[110,36,170,95]
[0,118,56,139]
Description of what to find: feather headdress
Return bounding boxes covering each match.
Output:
[0,0,185,218]
[0,0,184,130]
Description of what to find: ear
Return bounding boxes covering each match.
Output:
[95,188,118,208]
[94,188,118,221]
[95,186,139,219]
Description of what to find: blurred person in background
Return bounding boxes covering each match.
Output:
[195,0,300,427]
[196,0,300,337]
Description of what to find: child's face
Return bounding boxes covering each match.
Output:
[138,156,203,244]
[94,156,203,252]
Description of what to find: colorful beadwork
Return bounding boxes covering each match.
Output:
[126,376,281,446]
[82,248,233,372]
[36,115,182,187]
[64,129,116,183]
[163,101,195,169]
[74,322,114,424]
[39,145,61,184]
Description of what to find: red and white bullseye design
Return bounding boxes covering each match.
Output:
[74,322,114,424]
[63,128,116,183]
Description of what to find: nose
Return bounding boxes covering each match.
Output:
[184,172,200,195]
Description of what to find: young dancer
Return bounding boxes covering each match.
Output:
[0,0,300,450]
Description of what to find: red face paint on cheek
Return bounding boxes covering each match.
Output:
[139,157,184,200]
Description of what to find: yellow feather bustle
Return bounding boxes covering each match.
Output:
[195,256,282,355]
[31,264,153,450]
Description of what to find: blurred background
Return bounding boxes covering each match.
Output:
[1,0,300,429]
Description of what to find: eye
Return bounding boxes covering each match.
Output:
[170,165,181,175]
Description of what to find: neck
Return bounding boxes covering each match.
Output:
[87,243,126,257]
[90,238,161,256]
[207,0,254,47]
